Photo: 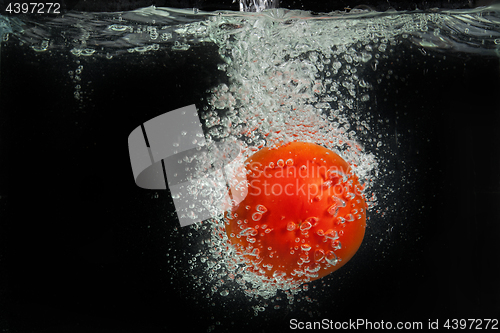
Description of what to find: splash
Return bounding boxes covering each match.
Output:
[239,0,280,12]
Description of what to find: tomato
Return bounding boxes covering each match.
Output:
[224,141,366,285]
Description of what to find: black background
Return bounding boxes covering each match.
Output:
[1,2,500,332]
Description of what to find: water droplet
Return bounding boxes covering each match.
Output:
[316,229,324,236]
[301,244,311,251]
[268,162,275,169]
[277,159,285,167]
[220,290,229,296]
[247,237,256,243]
[286,159,294,166]
[287,221,296,231]
[331,240,342,251]
[264,228,272,233]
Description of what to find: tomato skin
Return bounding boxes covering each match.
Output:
[224,142,366,284]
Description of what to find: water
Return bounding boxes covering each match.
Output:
[1,3,499,332]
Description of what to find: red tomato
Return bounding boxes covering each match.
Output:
[224,142,366,284]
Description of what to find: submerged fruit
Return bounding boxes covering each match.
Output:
[224,141,366,284]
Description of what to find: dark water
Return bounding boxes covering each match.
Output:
[1,3,500,333]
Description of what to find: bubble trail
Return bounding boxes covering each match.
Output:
[182,10,387,305]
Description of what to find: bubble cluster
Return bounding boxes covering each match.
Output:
[184,11,389,307]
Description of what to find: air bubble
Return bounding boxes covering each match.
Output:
[273,270,286,280]
[324,229,339,240]
[325,251,339,266]
[314,249,325,262]
[301,244,311,251]
[345,214,355,222]
[335,217,346,225]
[322,180,334,190]
[252,212,262,221]
[256,204,268,213]
[343,192,355,200]
[305,263,321,273]
[240,227,258,236]
[331,240,342,251]
[328,169,347,182]
[299,221,312,231]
